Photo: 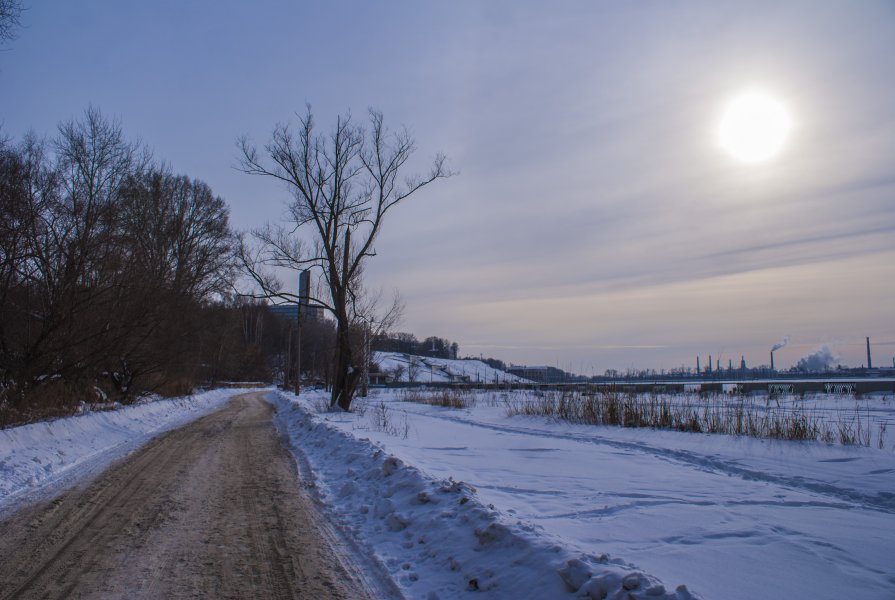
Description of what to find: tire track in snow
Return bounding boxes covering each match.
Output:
[391,402,895,514]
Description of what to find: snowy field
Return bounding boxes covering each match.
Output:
[273,390,694,599]
[0,388,253,515]
[278,388,895,600]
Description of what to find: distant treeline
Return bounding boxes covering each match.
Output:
[369,332,508,372]
[0,109,294,425]
[371,332,459,360]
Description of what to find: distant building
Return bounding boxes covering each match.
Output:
[268,303,324,322]
[268,304,299,322]
[301,305,325,321]
[268,269,327,322]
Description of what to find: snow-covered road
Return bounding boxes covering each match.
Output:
[296,389,895,600]
[0,392,381,599]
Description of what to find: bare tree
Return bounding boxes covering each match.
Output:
[390,364,405,383]
[238,107,451,410]
[1,110,241,421]
[406,357,420,384]
[0,0,23,44]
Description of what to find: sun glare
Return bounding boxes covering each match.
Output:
[717,90,792,163]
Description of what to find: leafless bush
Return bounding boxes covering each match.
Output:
[370,401,410,439]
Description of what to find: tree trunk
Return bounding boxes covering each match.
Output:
[329,228,359,411]
[330,315,358,411]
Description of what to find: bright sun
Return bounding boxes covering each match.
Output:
[717,90,792,163]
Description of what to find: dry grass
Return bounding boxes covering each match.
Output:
[0,380,76,427]
[0,375,199,429]
[400,388,477,409]
[369,401,411,438]
[504,389,885,446]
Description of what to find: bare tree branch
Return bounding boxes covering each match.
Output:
[236,107,452,409]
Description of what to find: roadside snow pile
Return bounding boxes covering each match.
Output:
[374,351,531,384]
[0,388,254,513]
[273,390,696,599]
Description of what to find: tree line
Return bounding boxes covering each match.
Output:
[371,332,459,360]
[0,109,286,424]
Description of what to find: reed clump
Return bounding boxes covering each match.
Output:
[504,390,871,445]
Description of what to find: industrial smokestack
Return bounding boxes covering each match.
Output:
[770,351,775,371]
[867,337,872,370]
[696,356,700,373]
[771,336,790,352]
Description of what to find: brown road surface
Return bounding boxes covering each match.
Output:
[0,392,377,600]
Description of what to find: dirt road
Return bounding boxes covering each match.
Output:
[0,392,376,599]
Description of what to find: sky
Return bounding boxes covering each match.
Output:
[2,1,894,373]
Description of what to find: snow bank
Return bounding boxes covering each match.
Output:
[272,390,695,600]
[0,388,255,514]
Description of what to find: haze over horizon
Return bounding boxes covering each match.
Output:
[3,1,894,372]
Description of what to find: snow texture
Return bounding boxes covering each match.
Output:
[273,390,695,600]
[0,388,252,514]
[277,388,895,600]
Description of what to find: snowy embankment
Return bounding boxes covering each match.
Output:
[0,388,255,514]
[272,389,695,600]
[374,351,530,385]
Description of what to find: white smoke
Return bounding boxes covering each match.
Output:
[771,336,790,352]
[795,346,838,372]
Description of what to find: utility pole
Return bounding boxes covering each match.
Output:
[284,325,292,390]
[295,269,311,396]
[295,304,304,396]
[361,321,370,397]
[359,315,375,397]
